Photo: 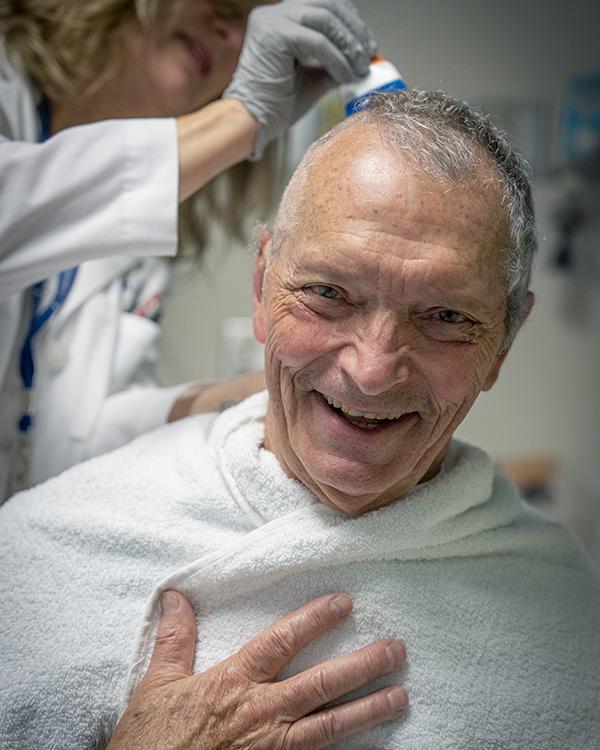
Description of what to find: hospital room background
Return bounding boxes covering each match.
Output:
[157,0,600,562]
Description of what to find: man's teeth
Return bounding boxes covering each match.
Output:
[324,395,403,421]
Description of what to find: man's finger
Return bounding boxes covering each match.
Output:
[276,638,407,719]
[142,590,197,688]
[283,686,408,750]
[233,593,353,682]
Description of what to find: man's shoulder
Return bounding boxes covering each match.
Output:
[0,391,269,529]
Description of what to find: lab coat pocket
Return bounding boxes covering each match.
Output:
[110,311,161,394]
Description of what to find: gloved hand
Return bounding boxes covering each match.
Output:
[224,0,377,160]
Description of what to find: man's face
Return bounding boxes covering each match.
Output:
[253,124,511,516]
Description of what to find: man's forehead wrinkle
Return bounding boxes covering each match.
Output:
[303,167,501,240]
[294,214,501,270]
[275,123,509,311]
[281,238,502,318]
[283,228,503,304]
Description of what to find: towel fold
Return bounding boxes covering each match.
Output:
[1,391,599,749]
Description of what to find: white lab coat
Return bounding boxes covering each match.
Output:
[0,43,186,499]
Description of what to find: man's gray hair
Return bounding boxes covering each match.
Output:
[272,89,537,351]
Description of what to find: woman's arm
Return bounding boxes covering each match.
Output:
[176,98,256,203]
[0,119,180,299]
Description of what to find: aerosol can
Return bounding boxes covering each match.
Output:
[340,56,407,115]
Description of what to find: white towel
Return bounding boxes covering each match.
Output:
[1,391,599,749]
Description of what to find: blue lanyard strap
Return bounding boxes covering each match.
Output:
[18,269,78,433]
[37,95,52,143]
[18,97,78,434]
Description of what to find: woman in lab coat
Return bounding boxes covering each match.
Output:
[0,0,375,499]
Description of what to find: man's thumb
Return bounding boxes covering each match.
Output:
[143,590,197,686]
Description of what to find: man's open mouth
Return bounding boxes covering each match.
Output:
[319,392,414,431]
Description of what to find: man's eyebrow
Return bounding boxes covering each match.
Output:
[292,264,353,280]
[290,259,500,312]
[293,256,476,285]
[290,257,374,280]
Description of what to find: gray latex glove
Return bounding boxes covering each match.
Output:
[224,0,377,160]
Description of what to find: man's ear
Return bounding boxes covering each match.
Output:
[482,349,510,392]
[483,291,535,391]
[252,230,271,344]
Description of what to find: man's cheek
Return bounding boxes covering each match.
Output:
[434,348,492,397]
[429,376,484,442]
[266,326,323,373]
[423,368,471,422]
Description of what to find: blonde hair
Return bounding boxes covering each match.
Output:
[179,141,283,260]
[0,0,282,257]
[0,0,262,100]
[1,1,147,101]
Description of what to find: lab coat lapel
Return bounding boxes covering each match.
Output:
[53,256,138,331]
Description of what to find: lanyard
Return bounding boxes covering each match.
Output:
[17,97,78,434]
[37,94,52,143]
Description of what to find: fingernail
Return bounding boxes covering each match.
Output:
[329,594,353,617]
[161,590,179,614]
[387,686,409,712]
[385,640,406,668]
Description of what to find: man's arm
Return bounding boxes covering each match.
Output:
[108,591,408,749]
[168,370,267,422]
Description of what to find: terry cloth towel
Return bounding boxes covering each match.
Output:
[1,391,599,749]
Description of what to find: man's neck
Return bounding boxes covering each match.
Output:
[263,408,451,517]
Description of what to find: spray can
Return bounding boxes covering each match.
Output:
[340,56,407,116]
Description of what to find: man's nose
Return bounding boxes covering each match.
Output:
[339,313,413,396]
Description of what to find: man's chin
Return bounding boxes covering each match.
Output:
[301,464,417,517]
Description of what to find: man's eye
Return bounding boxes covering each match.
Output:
[438,309,466,324]
[310,285,340,300]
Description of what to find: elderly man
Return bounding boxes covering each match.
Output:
[1,90,599,750]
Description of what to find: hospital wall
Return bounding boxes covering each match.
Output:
[158,0,600,552]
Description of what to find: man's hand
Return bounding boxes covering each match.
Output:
[107,591,408,749]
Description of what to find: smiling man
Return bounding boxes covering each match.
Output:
[1,90,599,750]
[254,97,522,515]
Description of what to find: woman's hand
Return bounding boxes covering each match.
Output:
[107,591,408,750]
[224,0,377,159]
[177,2,375,199]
